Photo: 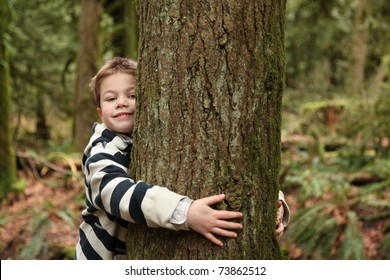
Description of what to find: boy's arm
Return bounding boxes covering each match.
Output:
[87,139,242,239]
[86,140,186,230]
[86,126,242,245]
[170,192,290,245]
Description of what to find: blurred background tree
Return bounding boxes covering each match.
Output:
[73,0,101,151]
[0,0,17,200]
[9,0,79,149]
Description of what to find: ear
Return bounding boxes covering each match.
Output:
[97,107,103,118]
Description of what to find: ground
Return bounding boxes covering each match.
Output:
[0,157,84,260]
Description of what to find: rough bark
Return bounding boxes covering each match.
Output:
[128,0,285,259]
[73,0,101,152]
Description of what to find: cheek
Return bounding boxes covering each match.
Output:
[99,107,111,120]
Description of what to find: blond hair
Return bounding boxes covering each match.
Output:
[90,57,138,108]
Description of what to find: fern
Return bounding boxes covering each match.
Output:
[286,202,341,259]
[380,233,390,259]
[286,203,366,259]
[18,211,52,259]
[335,211,365,260]
[57,209,75,228]
[19,227,49,260]
[359,180,389,196]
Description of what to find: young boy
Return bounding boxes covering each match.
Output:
[75,57,289,260]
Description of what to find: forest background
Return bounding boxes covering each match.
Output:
[0,0,389,260]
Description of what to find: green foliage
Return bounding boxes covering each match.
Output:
[11,178,26,194]
[57,209,76,228]
[62,246,76,260]
[380,219,390,259]
[17,198,79,259]
[380,233,390,259]
[282,76,390,262]
[337,89,390,159]
[282,86,390,259]
[9,0,79,146]
[0,215,9,227]
[283,141,390,259]
[286,0,390,95]
[19,211,51,259]
[336,211,365,260]
[285,187,364,259]
[285,0,354,89]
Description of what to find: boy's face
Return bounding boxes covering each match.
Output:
[97,72,136,135]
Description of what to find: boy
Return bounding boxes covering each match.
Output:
[75,57,289,260]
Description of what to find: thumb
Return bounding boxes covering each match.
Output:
[201,194,226,206]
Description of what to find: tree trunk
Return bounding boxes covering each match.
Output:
[124,0,138,59]
[36,90,50,141]
[105,0,138,58]
[0,0,17,200]
[128,0,285,259]
[347,0,371,95]
[73,0,101,152]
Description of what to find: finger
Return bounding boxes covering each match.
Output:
[204,232,224,247]
[214,210,243,220]
[276,224,283,234]
[277,200,282,208]
[201,194,225,206]
[215,220,243,230]
[277,230,284,240]
[211,227,238,238]
[276,223,284,238]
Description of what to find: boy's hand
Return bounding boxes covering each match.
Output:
[276,200,285,240]
[187,194,243,247]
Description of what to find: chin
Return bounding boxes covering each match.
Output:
[121,128,133,135]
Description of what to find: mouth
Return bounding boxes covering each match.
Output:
[114,112,133,118]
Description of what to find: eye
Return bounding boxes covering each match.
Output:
[106,96,116,102]
[128,92,136,99]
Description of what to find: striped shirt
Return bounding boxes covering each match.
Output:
[75,123,188,259]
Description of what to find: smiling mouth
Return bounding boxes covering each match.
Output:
[115,113,133,118]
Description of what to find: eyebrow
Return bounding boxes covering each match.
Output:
[102,86,136,95]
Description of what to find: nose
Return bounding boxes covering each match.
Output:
[116,95,129,108]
